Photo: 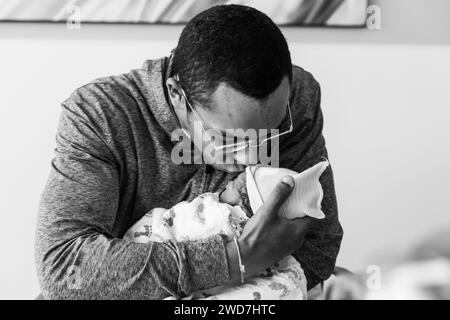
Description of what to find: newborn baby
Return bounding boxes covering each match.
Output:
[124,160,329,300]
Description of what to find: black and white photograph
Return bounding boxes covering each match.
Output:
[0,0,449,303]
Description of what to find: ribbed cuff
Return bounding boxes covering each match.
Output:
[180,235,230,293]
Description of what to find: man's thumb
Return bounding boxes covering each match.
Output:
[261,175,295,216]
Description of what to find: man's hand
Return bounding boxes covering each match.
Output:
[226,176,314,282]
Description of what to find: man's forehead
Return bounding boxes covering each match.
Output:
[203,78,290,131]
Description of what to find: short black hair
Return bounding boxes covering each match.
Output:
[173,4,292,109]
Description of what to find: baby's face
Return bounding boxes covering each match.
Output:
[219,172,246,205]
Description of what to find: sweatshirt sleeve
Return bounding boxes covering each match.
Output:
[287,70,344,290]
[35,92,230,300]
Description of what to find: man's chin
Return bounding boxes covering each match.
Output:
[210,163,246,173]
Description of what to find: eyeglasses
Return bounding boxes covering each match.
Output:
[179,87,293,153]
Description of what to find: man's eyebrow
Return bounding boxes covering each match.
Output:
[215,104,288,136]
[216,117,285,136]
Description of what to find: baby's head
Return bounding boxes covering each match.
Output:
[219,160,329,220]
[219,171,252,217]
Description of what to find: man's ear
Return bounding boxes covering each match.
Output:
[166,77,183,108]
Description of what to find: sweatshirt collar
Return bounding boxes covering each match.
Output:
[141,50,180,139]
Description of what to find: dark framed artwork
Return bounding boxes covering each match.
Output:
[0,0,368,27]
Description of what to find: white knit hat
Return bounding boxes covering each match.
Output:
[245,160,329,220]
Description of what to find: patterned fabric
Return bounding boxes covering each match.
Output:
[124,192,307,300]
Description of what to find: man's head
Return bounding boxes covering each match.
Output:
[166,4,292,171]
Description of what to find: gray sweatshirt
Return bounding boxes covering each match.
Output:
[35,52,343,299]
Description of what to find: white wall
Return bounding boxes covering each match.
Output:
[1,0,449,299]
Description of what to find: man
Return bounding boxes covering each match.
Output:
[35,5,343,299]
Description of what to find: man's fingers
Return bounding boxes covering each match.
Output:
[260,175,295,217]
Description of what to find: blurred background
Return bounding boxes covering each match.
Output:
[0,0,449,299]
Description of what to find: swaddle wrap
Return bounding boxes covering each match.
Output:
[124,193,308,300]
[245,160,329,220]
